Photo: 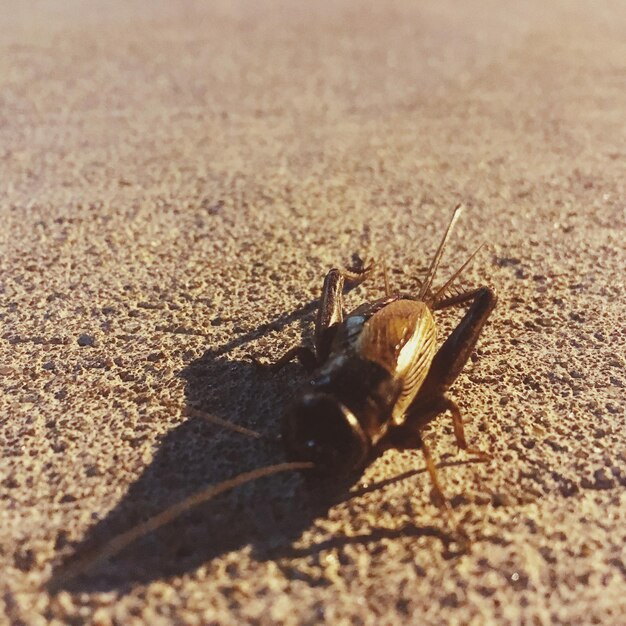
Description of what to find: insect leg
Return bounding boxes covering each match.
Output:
[255,269,347,372]
[256,345,318,373]
[419,436,452,512]
[406,286,496,452]
[255,263,371,372]
[439,396,492,459]
[380,427,452,515]
[314,268,346,361]
[422,286,497,395]
[314,263,372,361]
[432,286,488,311]
[251,263,373,372]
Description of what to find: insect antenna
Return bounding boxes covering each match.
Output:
[184,406,266,440]
[381,254,392,296]
[431,243,484,307]
[418,203,464,300]
[48,461,313,591]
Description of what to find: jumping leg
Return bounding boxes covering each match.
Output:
[422,286,497,396]
[432,286,489,311]
[407,286,497,452]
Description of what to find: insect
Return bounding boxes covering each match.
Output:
[49,204,496,587]
[277,203,497,505]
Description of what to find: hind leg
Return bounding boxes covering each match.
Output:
[427,286,497,391]
[416,286,497,402]
[407,286,497,452]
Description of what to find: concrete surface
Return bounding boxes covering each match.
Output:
[1,1,625,624]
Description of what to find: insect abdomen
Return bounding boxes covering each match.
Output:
[356,299,437,425]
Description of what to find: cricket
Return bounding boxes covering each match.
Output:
[277,203,497,500]
[50,203,497,587]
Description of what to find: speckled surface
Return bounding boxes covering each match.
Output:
[1,1,625,624]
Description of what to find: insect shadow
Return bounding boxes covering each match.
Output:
[48,273,371,593]
[49,278,473,593]
[50,351,471,594]
[49,353,328,593]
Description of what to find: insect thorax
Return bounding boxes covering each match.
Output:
[307,352,401,445]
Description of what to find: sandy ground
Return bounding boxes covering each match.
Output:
[1,1,625,624]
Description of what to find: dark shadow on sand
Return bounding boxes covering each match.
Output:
[49,353,337,593]
[48,277,471,593]
[47,266,368,592]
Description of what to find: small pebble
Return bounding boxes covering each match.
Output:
[77,334,95,347]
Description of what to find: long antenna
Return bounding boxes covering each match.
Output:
[431,243,484,305]
[185,406,264,440]
[418,204,464,300]
[48,461,314,591]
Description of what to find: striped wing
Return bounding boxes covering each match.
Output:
[356,299,437,425]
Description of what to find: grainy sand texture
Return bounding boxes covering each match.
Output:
[1,1,625,624]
